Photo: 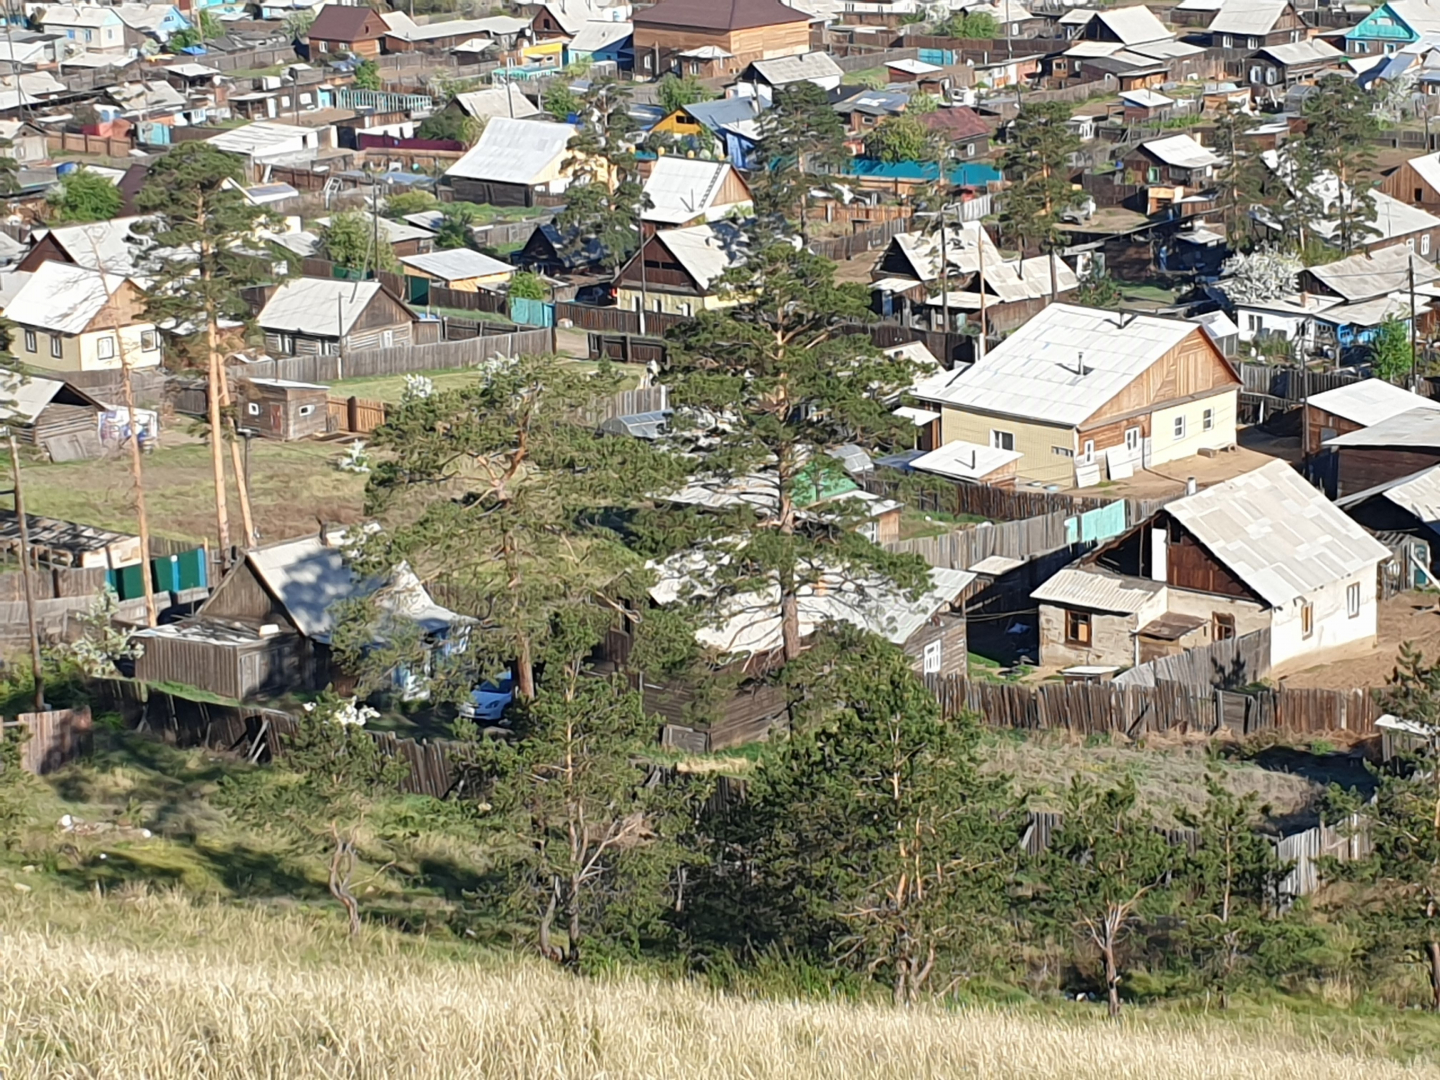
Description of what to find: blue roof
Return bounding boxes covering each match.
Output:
[682,97,768,133]
[843,158,1002,186]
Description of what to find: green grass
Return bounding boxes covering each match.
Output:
[968,653,1032,684]
[1119,283,1178,304]
[227,64,287,79]
[328,366,494,403]
[449,202,550,225]
[899,507,990,541]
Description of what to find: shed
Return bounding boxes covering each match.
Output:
[257,278,418,356]
[909,439,1022,488]
[398,248,515,293]
[0,368,105,458]
[237,378,330,441]
[599,410,671,438]
[1303,379,1440,457]
[0,510,141,569]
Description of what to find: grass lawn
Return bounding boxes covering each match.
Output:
[227,64,286,78]
[898,507,988,541]
[0,435,365,547]
[1120,282,1178,305]
[452,202,550,225]
[328,366,494,403]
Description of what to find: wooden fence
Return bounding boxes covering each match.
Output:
[889,511,1074,570]
[860,469,1121,522]
[930,673,1385,738]
[229,329,553,383]
[808,215,914,263]
[11,707,92,775]
[1240,362,1361,401]
[581,385,669,424]
[1113,629,1271,689]
[0,566,108,602]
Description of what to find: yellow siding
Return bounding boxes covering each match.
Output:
[614,287,734,316]
[406,270,512,292]
[938,407,1076,486]
[1148,389,1238,468]
[15,323,161,373]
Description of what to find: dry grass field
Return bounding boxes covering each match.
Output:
[2,885,1438,1080]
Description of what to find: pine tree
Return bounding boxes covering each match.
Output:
[996,101,1081,260]
[554,78,648,270]
[1034,778,1178,1017]
[136,142,280,553]
[352,356,688,700]
[1297,75,1380,254]
[717,629,1020,1002]
[1209,103,1267,248]
[750,82,850,244]
[662,240,931,663]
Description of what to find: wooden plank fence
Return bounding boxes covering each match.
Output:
[807,215,914,262]
[1114,629,1271,690]
[9,707,92,775]
[888,510,1073,570]
[0,567,108,602]
[229,330,553,384]
[1240,362,1361,401]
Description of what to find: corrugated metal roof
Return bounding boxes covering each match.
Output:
[9,262,128,335]
[1119,88,1174,107]
[453,84,541,120]
[1307,380,1440,432]
[1166,460,1389,607]
[1377,464,1440,532]
[1093,4,1171,43]
[1304,244,1437,302]
[750,51,843,84]
[0,368,65,424]
[654,220,749,290]
[445,118,577,185]
[1031,566,1165,614]
[910,439,1021,481]
[910,303,1203,427]
[398,248,515,281]
[257,278,382,336]
[1141,133,1222,169]
[1207,0,1288,36]
[1325,406,1440,448]
[642,158,750,225]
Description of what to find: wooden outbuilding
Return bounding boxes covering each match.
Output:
[237,378,330,441]
[0,368,105,459]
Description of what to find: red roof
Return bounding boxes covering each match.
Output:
[633,0,811,32]
[308,3,386,42]
[919,107,990,141]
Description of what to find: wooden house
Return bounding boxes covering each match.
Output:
[1201,0,1311,49]
[132,530,465,702]
[307,3,390,58]
[18,216,154,278]
[398,249,515,295]
[1302,379,1440,457]
[1320,407,1440,498]
[632,0,813,80]
[1120,134,1223,189]
[1338,463,1440,570]
[614,220,748,317]
[0,368,105,459]
[256,278,418,356]
[7,262,162,375]
[444,117,581,207]
[1119,88,1175,122]
[515,221,608,276]
[1379,149,1440,213]
[1034,462,1387,671]
[237,378,330,441]
[918,106,991,159]
[1243,38,1345,90]
[37,4,128,54]
[615,558,976,749]
[640,156,753,227]
[911,303,1241,489]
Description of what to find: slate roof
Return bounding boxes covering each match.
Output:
[1166,460,1389,606]
[641,157,750,224]
[7,262,129,335]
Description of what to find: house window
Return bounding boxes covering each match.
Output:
[1265,68,1278,85]
[1065,609,1092,645]
[317,40,328,52]
[49,335,62,359]
[1052,446,1074,457]
[1347,581,1361,618]
[97,335,116,360]
[1146,166,1161,183]
[922,640,942,674]
[990,429,1015,451]
[1300,601,1314,637]
[1249,66,1262,83]
[1408,237,1416,250]
[682,302,693,317]
[1174,415,1187,439]
[1425,234,1433,257]
[1416,188,1424,203]
[141,330,157,351]
[1125,426,1141,452]
[1223,34,1232,46]
[247,402,261,416]
[1082,439,1095,463]
[23,329,34,353]
[1203,407,1214,431]
[1213,612,1236,641]
[298,404,315,417]
[1247,36,1257,47]
[1247,313,1261,331]
[964,142,975,157]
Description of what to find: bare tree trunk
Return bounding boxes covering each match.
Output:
[566,874,582,969]
[1101,926,1121,1019]
[119,352,157,628]
[216,371,256,547]
[538,877,562,963]
[780,589,802,663]
[328,824,361,937]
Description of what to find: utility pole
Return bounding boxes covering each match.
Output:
[1411,259,1420,391]
[6,430,44,711]
[939,206,949,333]
[977,223,987,362]
[637,221,649,336]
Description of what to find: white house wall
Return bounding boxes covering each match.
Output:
[1148,389,1239,467]
[1269,567,1379,669]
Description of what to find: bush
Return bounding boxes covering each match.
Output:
[509,271,545,300]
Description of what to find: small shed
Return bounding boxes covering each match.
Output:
[0,368,105,458]
[1119,88,1175,122]
[237,378,330,441]
[0,510,142,569]
[599,410,671,439]
[1303,379,1440,457]
[398,249,516,294]
[909,439,1023,489]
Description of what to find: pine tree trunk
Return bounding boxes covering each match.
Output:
[216,371,256,547]
[1429,939,1440,1012]
[780,589,801,663]
[566,874,582,970]
[205,323,231,555]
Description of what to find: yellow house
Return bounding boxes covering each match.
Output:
[398,249,516,294]
[910,304,1241,489]
[614,220,748,317]
[6,261,161,374]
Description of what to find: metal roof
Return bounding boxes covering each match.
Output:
[1119,88,1174,107]
[257,278,383,336]
[910,439,1021,481]
[642,157,750,224]
[1255,38,1343,64]
[1092,4,1172,43]
[1324,405,1440,448]
[1140,133,1222,169]
[1207,0,1289,36]
[652,220,749,290]
[8,262,128,335]
[1166,460,1389,607]
[632,0,811,32]
[445,118,577,185]
[911,303,1203,428]
[1308,378,1440,428]
[1032,566,1165,614]
[1375,464,1440,534]
[750,52,843,84]
[398,248,515,281]
[0,368,71,424]
[452,85,541,120]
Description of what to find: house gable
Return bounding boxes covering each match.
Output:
[1080,327,1241,430]
[198,557,301,633]
[1087,511,1266,605]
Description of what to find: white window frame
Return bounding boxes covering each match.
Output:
[50,335,62,359]
[298,404,316,417]
[990,429,1015,452]
[1301,601,1314,638]
[247,402,261,416]
[23,329,34,353]
[141,330,158,351]
[97,335,116,360]
[1124,426,1141,452]
[1425,234,1432,257]
[1081,439,1095,464]
[1173,415,1187,440]
[922,640,942,675]
[1347,581,1361,618]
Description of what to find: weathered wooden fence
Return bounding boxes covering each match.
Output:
[9,707,92,775]
[889,511,1074,570]
[808,215,914,262]
[1113,629,1272,689]
[0,567,108,602]
[929,673,1384,738]
[229,329,553,384]
[1240,362,1361,401]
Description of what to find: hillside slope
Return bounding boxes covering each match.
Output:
[1,886,1437,1080]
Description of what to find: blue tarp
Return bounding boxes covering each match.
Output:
[843,158,1002,187]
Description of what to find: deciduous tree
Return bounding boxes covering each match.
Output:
[321,210,401,272]
[48,169,121,223]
